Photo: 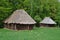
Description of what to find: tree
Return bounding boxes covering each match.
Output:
[0,0,60,27]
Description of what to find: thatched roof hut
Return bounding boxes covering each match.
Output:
[4,9,36,30]
[40,17,56,27]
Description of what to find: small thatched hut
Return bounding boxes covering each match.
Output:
[4,9,36,30]
[40,17,56,27]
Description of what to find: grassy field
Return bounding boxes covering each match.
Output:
[0,27,60,40]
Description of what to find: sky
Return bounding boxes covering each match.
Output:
[58,0,60,2]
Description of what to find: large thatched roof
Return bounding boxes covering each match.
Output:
[4,9,36,24]
[40,17,56,24]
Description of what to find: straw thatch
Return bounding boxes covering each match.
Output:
[40,17,56,24]
[4,9,36,24]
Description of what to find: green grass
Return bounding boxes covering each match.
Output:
[0,27,60,40]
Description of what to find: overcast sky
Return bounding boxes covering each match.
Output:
[58,0,60,2]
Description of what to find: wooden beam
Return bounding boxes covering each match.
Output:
[8,24,9,29]
[11,24,13,30]
[28,25,29,30]
[15,24,16,30]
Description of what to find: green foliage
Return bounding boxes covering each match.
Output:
[0,0,60,27]
[0,7,12,27]
[34,15,41,23]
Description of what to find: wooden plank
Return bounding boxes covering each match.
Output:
[15,24,16,30]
